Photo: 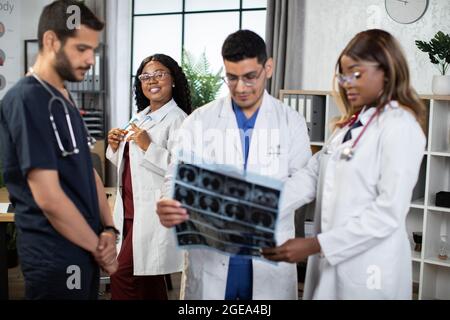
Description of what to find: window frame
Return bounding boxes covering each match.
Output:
[129,0,266,117]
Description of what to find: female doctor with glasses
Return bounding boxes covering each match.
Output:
[106,54,191,299]
[262,29,427,299]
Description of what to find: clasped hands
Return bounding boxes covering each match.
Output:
[92,231,118,275]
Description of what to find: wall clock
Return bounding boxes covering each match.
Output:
[385,0,429,24]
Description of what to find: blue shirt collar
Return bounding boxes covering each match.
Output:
[231,100,260,131]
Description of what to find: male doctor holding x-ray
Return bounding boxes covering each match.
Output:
[157,30,314,300]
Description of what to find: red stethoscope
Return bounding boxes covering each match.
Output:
[325,107,380,161]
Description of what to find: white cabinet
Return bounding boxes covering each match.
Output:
[280,90,450,300]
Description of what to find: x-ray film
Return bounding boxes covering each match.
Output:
[172,161,283,258]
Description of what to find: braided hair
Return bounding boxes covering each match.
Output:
[134,54,192,115]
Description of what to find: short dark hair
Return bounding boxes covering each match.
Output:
[37,0,104,50]
[222,29,268,65]
[134,54,192,115]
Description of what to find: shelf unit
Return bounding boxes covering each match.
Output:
[280,90,450,300]
[68,44,107,181]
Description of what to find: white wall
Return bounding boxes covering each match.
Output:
[300,0,450,94]
[20,0,50,40]
[0,0,21,99]
[18,0,51,74]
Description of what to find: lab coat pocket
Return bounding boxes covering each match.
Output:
[336,253,373,287]
[258,146,289,178]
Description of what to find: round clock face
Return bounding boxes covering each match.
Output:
[385,0,429,24]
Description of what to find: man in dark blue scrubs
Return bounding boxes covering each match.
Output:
[0,0,118,299]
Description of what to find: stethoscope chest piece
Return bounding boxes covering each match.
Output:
[62,148,80,157]
[340,146,354,161]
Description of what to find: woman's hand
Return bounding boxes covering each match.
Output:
[107,128,127,152]
[127,123,152,151]
[261,237,321,263]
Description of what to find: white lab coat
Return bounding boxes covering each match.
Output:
[162,91,312,300]
[106,99,186,275]
[284,101,426,299]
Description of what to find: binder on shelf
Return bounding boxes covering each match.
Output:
[66,81,77,92]
[305,95,312,136]
[82,67,89,91]
[94,53,101,92]
[289,94,297,111]
[283,95,290,108]
[87,65,94,91]
[310,95,325,142]
[298,95,305,118]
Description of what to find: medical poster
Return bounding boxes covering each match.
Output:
[0,0,21,100]
[172,161,282,259]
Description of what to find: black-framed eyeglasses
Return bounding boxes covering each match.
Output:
[138,71,171,83]
[222,66,266,87]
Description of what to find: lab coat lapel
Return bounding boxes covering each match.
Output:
[140,100,177,132]
[219,95,244,166]
[247,91,275,175]
[345,107,377,144]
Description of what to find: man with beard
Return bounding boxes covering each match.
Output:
[0,0,118,299]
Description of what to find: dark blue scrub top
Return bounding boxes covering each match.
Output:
[0,76,101,266]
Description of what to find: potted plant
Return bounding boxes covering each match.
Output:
[416,31,450,95]
[182,50,223,110]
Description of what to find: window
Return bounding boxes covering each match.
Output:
[130,0,267,113]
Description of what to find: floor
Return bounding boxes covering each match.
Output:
[8,264,182,300]
[8,265,416,300]
[9,264,304,300]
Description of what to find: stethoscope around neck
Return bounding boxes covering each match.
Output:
[323,107,380,161]
[30,69,96,157]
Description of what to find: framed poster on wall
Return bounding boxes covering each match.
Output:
[0,0,21,100]
[24,40,38,74]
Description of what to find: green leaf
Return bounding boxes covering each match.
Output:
[416,31,450,75]
[182,49,223,109]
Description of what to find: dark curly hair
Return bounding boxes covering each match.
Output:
[134,54,192,115]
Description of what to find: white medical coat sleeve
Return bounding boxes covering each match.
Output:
[161,110,200,198]
[318,118,426,266]
[281,150,320,214]
[140,116,185,177]
[106,144,119,167]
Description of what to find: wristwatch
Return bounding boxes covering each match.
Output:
[102,225,120,243]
